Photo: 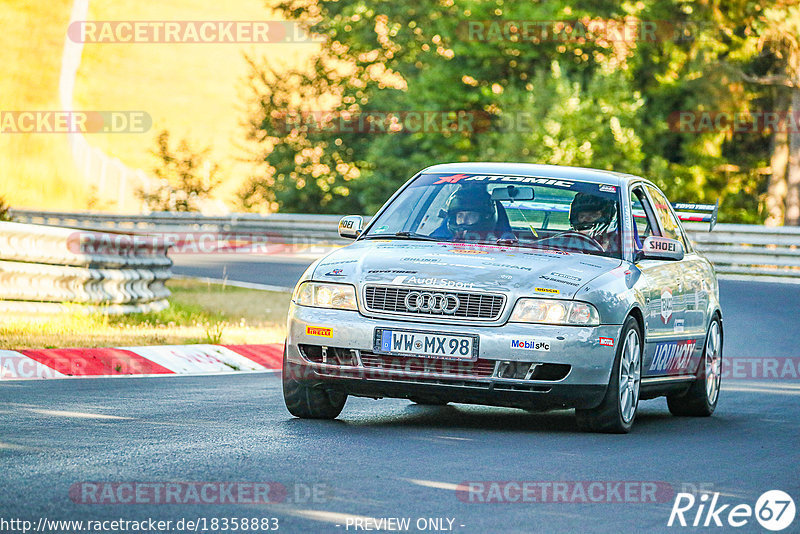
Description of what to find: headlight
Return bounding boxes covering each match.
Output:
[510,298,599,326]
[293,282,358,311]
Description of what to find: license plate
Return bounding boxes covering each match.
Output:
[373,328,479,360]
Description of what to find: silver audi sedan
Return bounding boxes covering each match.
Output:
[282,162,723,433]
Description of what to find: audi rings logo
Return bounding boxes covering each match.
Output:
[404,291,460,314]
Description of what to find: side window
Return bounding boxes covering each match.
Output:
[630,187,658,248]
[644,185,687,249]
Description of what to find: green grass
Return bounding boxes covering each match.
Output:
[0,278,291,349]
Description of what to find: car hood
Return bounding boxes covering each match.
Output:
[312,240,621,299]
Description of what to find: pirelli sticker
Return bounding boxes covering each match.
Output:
[306,326,333,337]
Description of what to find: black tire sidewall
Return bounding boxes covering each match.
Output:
[281,345,347,419]
[576,316,642,433]
[694,315,723,411]
[666,315,722,416]
[611,317,643,431]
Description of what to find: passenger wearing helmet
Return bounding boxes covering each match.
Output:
[445,186,498,241]
[568,192,620,253]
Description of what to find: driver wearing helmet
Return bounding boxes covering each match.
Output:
[445,186,498,241]
[568,192,619,253]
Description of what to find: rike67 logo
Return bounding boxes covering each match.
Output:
[668,490,796,531]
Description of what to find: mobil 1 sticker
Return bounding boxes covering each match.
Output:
[511,339,550,351]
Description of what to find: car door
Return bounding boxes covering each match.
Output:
[642,184,709,334]
[643,185,711,377]
[630,185,690,377]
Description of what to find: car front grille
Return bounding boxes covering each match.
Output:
[363,285,505,320]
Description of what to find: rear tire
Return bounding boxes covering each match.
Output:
[282,348,347,419]
[576,316,642,434]
[667,316,722,417]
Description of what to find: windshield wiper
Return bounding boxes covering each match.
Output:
[495,237,519,246]
[363,231,439,241]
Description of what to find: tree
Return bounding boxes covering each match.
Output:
[139,130,221,212]
[695,1,800,225]
[241,0,797,223]
[765,92,789,226]
[241,1,649,214]
[741,3,800,224]
[0,196,12,221]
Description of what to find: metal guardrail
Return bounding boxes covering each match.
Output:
[684,223,800,279]
[0,221,172,314]
[11,209,350,243]
[9,210,800,281]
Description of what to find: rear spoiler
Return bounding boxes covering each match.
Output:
[671,200,719,231]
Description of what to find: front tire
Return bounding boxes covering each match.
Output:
[576,316,642,433]
[667,316,722,417]
[282,348,347,419]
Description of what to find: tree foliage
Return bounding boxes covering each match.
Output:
[139,130,221,212]
[0,196,12,221]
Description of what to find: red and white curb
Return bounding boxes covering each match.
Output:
[0,344,283,380]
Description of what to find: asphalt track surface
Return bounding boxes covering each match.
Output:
[1,257,798,533]
[170,255,311,291]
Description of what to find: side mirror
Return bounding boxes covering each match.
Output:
[338,215,363,239]
[638,236,684,261]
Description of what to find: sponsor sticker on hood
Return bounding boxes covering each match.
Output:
[535,287,559,294]
[450,249,488,255]
[391,275,476,290]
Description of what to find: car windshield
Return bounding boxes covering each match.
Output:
[363,173,622,258]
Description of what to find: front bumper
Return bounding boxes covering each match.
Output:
[286,303,621,410]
